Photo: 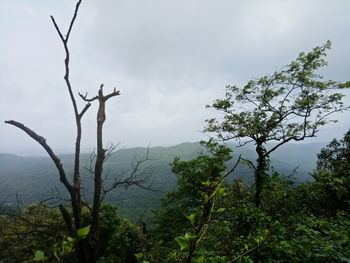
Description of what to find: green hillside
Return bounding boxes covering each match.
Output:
[0,141,323,220]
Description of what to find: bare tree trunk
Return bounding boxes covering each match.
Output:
[82,85,120,262]
[90,89,106,261]
[7,1,130,262]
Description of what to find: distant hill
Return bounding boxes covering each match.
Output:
[0,141,325,220]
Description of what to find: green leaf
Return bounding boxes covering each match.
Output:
[215,187,225,197]
[184,232,195,240]
[197,255,205,263]
[201,180,211,186]
[186,213,196,225]
[77,225,90,238]
[33,250,47,262]
[175,236,188,251]
[216,208,226,213]
[134,252,144,261]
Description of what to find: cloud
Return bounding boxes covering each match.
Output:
[0,0,349,154]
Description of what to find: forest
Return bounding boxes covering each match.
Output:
[1,0,350,262]
[1,130,350,262]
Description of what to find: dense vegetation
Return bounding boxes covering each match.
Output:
[1,39,349,262]
[1,131,350,262]
[151,131,350,262]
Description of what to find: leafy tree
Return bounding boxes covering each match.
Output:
[313,129,350,211]
[204,173,350,263]
[263,212,350,262]
[260,172,295,219]
[206,41,350,207]
[153,140,240,262]
[97,205,147,263]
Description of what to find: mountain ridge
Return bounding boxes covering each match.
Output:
[0,141,325,220]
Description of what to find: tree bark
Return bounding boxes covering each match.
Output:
[88,85,119,262]
[254,143,268,208]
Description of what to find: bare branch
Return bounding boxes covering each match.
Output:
[79,102,91,119]
[104,87,121,101]
[240,157,256,171]
[79,92,98,102]
[49,16,65,44]
[4,120,73,192]
[104,143,120,162]
[66,0,83,42]
[0,194,11,210]
[101,147,156,201]
[222,155,242,181]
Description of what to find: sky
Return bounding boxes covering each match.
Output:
[0,0,349,155]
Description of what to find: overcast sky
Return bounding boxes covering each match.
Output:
[1,0,349,155]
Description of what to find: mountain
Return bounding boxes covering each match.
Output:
[0,141,325,220]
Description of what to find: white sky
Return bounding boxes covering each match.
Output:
[1,0,349,155]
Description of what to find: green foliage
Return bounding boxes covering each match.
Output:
[0,141,318,220]
[77,225,90,238]
[153,162,350,262]
[2,144,350,263]
[33,250,47,262]
[259,212,350,262]
[313,129,350,211]
[175,233,193,251]
[53,236,76,260]
[207,41,348,147]
[1,43,349,263]
[97,218,147,263]
[206,41,349,208]
[207,42,349,153]
[98,204,121,257]
[152,140,241,262]
[0,204,67,262]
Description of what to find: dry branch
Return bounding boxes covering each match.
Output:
[4,120,73,192]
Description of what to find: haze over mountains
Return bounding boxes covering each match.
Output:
[0,141,326,220]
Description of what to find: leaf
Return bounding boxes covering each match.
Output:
[77,225,90,238]
[186,213,196,225]
[66,236,74,243]
[244,244,249,251]
[197,255,205,263]
[175,236,188,251]
[215,187,225,197]
[134,252,144,261]
[184,232,195,240]
[216,208,226,213]
[33,250,47,262]
[201,180,211,186]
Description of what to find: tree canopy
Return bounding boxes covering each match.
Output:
[207,41,349,149]
[206,41,350,207]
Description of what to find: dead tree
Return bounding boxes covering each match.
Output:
[4,1,149,262]
[78,85,120,260]
[6,0,93,260]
